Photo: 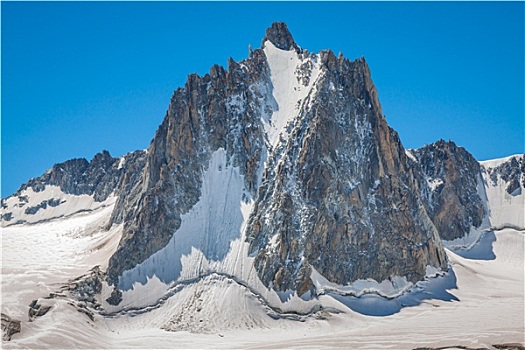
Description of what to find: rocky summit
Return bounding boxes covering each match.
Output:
[2,22,523,314]
[103,21,448,300]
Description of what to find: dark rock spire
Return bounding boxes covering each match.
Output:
[262,22,300,51]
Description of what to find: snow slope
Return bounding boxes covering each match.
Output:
[481,155,524,230]
[2,156,523,349]
[1,201,122,322]
[110,148,248,307]
[3,220,523,349]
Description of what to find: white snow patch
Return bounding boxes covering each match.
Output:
[426,177,444,191]
[405,149,418,162]
[117,156,126,170]
[424,265,445,278]
[479,154,522,169]
[262,41,320,148]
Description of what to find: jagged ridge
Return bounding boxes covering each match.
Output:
[105,22,447,300]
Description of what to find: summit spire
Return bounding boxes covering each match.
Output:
[262,22,299,51]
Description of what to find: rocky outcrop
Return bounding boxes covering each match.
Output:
[411,140,486,241]
[28,300,52,321]
[24,198,64,215]
[1,313,21,341]
[68,266,104,305]
[262,22,300,52]
[2,212,13,221]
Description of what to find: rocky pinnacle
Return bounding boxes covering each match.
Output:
[262,22,300,51]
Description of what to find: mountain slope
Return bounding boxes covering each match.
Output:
[1,22,523,345]
[100,22,447,305]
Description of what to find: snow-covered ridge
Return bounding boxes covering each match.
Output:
[1,186,116,227]
[311,267,410,299]
[309,265,448,301]
[479,153,523,169]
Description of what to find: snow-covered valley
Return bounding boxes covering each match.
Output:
[1,155,524,349]
[2,221,523,348]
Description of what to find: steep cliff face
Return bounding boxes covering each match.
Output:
[407,142,524,246]
[247,50,446,294]
[105,37,272,287]
[103,22,447,301]
[410,140,486,241]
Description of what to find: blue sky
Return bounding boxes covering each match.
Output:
[2,2,524,197]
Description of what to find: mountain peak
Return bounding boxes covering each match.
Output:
[262,22,299,51]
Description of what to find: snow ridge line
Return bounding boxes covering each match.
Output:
[98,272,331,320]
[488,224,525,232]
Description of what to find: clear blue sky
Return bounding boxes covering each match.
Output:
[2,2,524,197]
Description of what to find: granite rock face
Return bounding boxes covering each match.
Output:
[247,51,446,294]
[106,150,147,225]
[105,22,448,298]
[410,140,486,241]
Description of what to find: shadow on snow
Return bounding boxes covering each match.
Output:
[328,268,459,317]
